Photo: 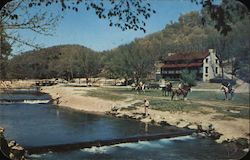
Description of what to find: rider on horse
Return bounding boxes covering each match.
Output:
[221,81,234,100]
[222,81,232,93]
[178,82,184,92]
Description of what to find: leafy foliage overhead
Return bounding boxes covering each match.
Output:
[1,0,156,33]
[1,0,249,35]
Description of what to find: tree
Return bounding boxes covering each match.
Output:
[0,0,61,51]
[129,41,156,83]
[75,51,102,84]
[180,69,197,86]
[1,0,248,36]
[193,0,248,35]
[103,48,133,81]
[0,0,156,45]
[104,40,156,84]
[0,29,12,79]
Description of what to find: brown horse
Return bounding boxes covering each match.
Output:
[221,85,234,100]
[171,84,191,100]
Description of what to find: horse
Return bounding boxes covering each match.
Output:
[136,83,145,94]
[131,82,145,94]
[171,84,191,100]
[162,83,172,96]
[221,85,234,100]
[131,83,136,91]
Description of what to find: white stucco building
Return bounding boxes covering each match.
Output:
[161,49,221,81]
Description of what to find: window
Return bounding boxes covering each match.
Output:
[205,58,208,63]
[215,67,218,74]
[169,70,174,74]
[205,67,208,73]
[176,70,181,73]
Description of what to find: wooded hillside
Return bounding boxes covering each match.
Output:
[7,2,250,82]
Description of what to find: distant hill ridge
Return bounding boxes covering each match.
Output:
[19,44,96,57]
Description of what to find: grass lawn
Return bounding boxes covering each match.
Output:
[188,91,249,105]
[85,86,249,119]
[149,99,207,112]
[85,89,127,101]
[192,82,221,89]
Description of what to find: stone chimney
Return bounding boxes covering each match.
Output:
[209,49,215,56]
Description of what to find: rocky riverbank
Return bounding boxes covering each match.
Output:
[0,127,26,160]
[106,108,249,154]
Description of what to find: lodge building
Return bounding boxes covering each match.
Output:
[161,49,221,81]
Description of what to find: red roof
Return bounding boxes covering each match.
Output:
[165,52,209,61]
[161,62,203,68]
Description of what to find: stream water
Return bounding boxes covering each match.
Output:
[0,90,246,159]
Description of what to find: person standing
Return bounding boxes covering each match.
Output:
[144,98,149,116]
[55,93,61,104]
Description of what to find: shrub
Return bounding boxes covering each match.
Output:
[180,69,197,86]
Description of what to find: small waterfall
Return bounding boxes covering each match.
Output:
[0,99,51,104]
[22,100,50,104]
[80,135,194,154]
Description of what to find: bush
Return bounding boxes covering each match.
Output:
[180,70,197,86]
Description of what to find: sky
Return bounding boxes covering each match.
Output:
[12,0,205,54]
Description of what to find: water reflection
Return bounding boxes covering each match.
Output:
[56,109,60,118]
[144,122,148,133]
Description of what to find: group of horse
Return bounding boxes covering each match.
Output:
[131,82,146,94]
[131,82,234,100]
[161,83,191,100]
[131,82,191,100]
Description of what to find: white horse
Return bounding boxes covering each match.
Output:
[131,82,145,94]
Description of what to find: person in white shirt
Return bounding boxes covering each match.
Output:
[144,98,149,116]
[54,93,61,104]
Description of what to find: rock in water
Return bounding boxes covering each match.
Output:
[210,132,222,140]
[8,140,16,148]
[10,145,25,160]
[235,138,249,148]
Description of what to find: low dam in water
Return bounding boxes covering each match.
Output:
[0,90,246,159]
